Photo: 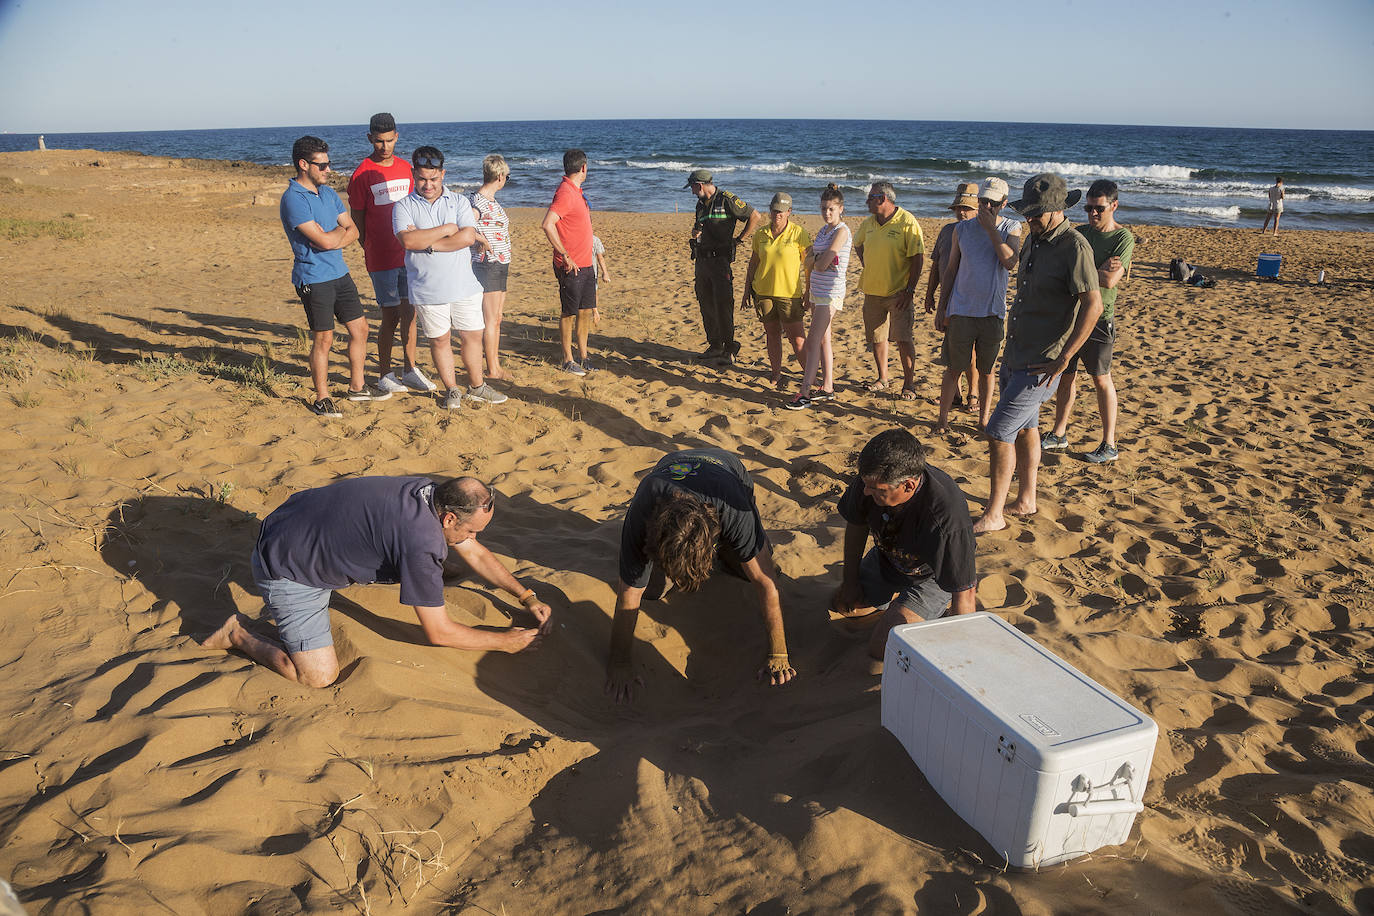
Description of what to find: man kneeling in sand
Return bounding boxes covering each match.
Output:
[203,476,550,687]
[605,449,795,702]
[832,429,977,659]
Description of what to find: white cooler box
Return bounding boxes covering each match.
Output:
[881,612,1157,868]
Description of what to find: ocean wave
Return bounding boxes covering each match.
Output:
[970,159,1193,181]
[621,159,696,171]
[1169,205,1241,219]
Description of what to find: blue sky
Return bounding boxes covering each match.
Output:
[1,0,1371,132]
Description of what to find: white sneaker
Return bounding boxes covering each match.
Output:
[401,366,437,392]
[465,383,508,405]
[376,372,408,394]
[442,387,464,410]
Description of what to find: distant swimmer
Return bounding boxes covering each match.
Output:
[605,449,795,702]
[38,135,45,151]
[831,429,977,659]
[202,476,550,687]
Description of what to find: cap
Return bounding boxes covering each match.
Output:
[1010,173,1081,217]
[683,168,713,189]
[978,177,1010,202]
[769,192,793,212]
[948,182,979,210]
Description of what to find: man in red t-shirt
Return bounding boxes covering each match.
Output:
[540,149,598,375]
[347,112,434,393]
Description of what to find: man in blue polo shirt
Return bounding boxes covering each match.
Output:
[200,476,551,687]
[280,136,391,417]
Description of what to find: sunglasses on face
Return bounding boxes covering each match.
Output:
[867,193,885,201]
[1084,204,1109,214]
[310,160,331,170]
[415,155,444,169]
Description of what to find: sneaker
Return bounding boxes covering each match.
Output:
[811,389,835,402]
[561,360,587,376]
[465,383,508,405]
[1085,443,1119,464]
[784,395,811,411]
[715,343,737,367]
[345,383,392,402]
[578,358,594,374]
[376,372,408,394]
[401,366,437,392]
[1041,432,1069,451]
[442,387,464,410]
[308,397,342,418]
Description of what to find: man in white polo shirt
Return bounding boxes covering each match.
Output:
[393,146,507,408]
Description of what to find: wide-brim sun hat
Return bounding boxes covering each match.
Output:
[1011,173,1081,217]
[948,182,979,210]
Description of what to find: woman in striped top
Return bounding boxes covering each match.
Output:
[787,184,852,409]
[470,154,512,380]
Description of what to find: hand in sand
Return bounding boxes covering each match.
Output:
[758,654,796,686]
[500,627,543,653]
[605,661,643,704]
[523,599,554,635]
[830,582,867,617]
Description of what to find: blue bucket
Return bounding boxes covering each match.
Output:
[1257,253,1281,278]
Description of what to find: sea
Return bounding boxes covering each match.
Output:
[4,119,1372,232]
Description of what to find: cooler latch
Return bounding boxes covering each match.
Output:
[996,734,1016,763]
[894,649,910,673]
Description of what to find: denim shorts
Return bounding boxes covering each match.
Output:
[368,267,408,308]
[857,548,950,620]
[472,260,509,293]
[251,551,334,654]
[984,365,1061,443]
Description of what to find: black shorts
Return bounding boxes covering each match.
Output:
[295,274,364,332]
[1065,319,1115,377]
[472,260,509,294]
[555,263,597,317]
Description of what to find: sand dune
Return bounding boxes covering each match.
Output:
[0,151,1371,914]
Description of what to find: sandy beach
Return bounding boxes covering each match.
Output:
[0,150,1371,915]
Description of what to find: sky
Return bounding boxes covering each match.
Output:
[1,0,1372,133]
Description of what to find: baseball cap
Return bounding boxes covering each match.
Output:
[979,177,1010,201]
[683,168,713,189]
[769,192,793,212]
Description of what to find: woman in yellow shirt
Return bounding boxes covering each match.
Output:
[741,193,812,388]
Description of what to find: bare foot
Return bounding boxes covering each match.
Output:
[201,613,248,650]
[1006,500,1037,517]
[486,368,507,381]
[972,513,1007,534]
[932,424,949,435]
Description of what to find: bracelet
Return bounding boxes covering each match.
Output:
[520,590,538,605]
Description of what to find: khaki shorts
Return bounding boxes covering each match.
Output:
[755,295,804,326]
[862,292,914,345]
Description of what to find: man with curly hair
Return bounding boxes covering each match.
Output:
[606,449,794,702]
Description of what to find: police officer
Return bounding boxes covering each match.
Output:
[685,169,762,365]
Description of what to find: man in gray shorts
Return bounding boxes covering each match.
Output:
[832,429,976,659]
[201,476,551,687]
[973,174,1102,534]
[934,177,1022,433]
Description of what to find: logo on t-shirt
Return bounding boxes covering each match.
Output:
[371,179,410,206]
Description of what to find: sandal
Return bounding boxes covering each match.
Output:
[900,387,918,401]
[864,379,890,393]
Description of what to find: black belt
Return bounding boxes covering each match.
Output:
[696,248,731,259]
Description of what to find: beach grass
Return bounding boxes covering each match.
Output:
[0,216,86,241]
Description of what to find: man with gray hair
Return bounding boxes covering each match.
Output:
[934,177,1023,433]
[855,182,925,398]
[832,428,977,659]
[973,174,1102,534]
[200,476,552,688]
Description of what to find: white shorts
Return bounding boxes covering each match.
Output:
[415,293,484,338]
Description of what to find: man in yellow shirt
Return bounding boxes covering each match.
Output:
[742,193,812,388]
[855,181,925,399]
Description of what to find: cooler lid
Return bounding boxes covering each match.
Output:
[890,613,1155,770]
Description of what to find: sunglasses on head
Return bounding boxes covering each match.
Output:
[415,155,444,169]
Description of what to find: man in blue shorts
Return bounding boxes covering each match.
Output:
[201,476,551,687]
[280,135,391,416]
[973,174,1102,534]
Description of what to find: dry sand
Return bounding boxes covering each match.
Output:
[0,150,1371,915]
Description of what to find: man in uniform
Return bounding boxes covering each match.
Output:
[201,476,551,688]
[855,181,925,398]
[686,169,762,366]
[832,429,977,659]
[973,174,1102,534]
[347,112,435,394]
[604,448,795,703]
[1043,179,1135,464]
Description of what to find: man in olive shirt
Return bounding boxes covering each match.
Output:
[855,181,925,398]
[973,174,1102,534]
[686,169,762,366]
[1043,179,1135,464]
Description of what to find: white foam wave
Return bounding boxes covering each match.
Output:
[748,161,793,173]
[1305,184,1374,201]
[1169,205,1241,219]
[623,159,695,171]
[971,159,1193,181]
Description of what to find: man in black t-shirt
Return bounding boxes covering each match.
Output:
[606,449,794,702]
[201,476,550,687]
[835,430,977,658]
[685,169,762,366]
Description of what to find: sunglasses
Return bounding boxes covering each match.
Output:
[310,160,331,171]
[1083,204,1109,214]
[867,193,886,201]
[415,155,444,169]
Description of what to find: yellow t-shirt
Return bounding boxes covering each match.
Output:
[855,207,925,297]
[750,221,812,298]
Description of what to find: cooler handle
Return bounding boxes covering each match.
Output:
[1066,764,1143,817]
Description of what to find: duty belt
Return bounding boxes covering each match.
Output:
[696,248,731,258]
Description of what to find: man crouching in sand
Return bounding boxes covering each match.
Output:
[203,476,550,687]
[605,449,795,702]
[832,429,977,659]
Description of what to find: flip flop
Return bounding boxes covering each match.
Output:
[864,379,890,393]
